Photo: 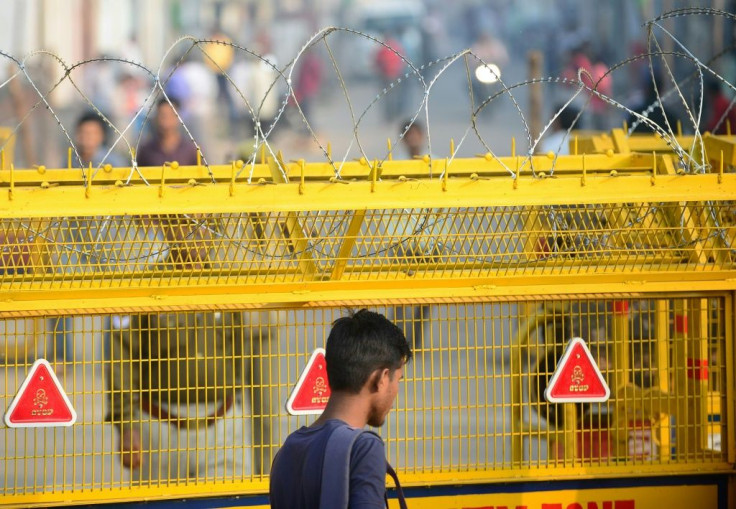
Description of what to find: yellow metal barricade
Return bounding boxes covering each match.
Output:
[0,153,734,507]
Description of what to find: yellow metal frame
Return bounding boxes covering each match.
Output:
[2,156,735,218]
[0,155,734,315]
[0,128,14,171]
[0,151,734,507]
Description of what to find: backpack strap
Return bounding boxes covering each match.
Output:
[320,424,409,509]
[319,424,364,509]
[386,462,408,509]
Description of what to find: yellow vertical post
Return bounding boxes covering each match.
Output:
[611,300,630,459]
[8,163,14,200]
[611,301,630,395]
[229,161,236,196]
[688,298,710,453]
[563,404,578,463]
[727,293,735,464]
[673,299,709,459]
[85,162,93,198]
[610,128,631,153]
[510,321,525,466]
[673,299,688,459]
[655,298,671,462]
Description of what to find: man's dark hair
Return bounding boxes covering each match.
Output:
[157,97,181,110]
[400,119,423,136]
[326,309,412,393]
[76,111,109,141]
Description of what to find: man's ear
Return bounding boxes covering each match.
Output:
[368,368,390,393]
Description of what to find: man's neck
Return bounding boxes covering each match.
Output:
[313,392,369,429]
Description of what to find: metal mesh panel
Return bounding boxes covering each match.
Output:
[1,202,733,292]
[0,296,730,502]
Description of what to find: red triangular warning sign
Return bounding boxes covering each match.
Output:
[544,337,610,403]
[286,348,331,416]
[4,359,77,428]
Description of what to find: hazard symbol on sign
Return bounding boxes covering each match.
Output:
[544,337,610,403]
[4,359,77,428]
[286,348,331,416]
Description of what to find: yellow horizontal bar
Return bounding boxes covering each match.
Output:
[0,153,661,186]
[1,274,733,315]
[578,132,700,153]
[397,462,734,486]
[0,479,268,507]
[1,173,735,218]
[3,464,731,507]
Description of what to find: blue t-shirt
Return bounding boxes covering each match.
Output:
[270,419,387,509]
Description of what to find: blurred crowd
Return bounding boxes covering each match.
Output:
[1,0,734,167]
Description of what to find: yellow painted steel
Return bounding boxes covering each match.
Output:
[0,129,15,171]
[573,128,736,157]
[0,151,734,507]
[0,154,734,314]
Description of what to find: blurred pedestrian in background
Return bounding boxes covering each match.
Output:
[137,98,199,167]
[229,40,281,139]
[203,29,237,133]
[375,33,407,121]
[163,52,218,146]
[703,78,736,135]
[292,50,324,132]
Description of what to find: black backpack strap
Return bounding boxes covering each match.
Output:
[319,424,364,509]
[385,462,408,509]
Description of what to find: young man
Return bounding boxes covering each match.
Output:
[72,111,125,168]
[270,309,412,508]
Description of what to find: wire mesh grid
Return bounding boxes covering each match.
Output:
[0,201,733,293]
[0,296,731,499]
